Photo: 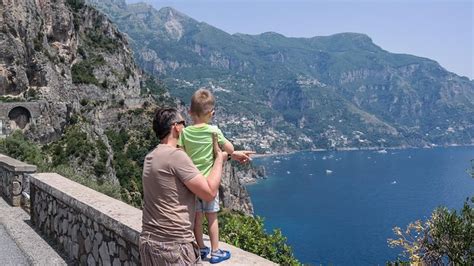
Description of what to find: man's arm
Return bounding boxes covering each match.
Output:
[184,152,225,201]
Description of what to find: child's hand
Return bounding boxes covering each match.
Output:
[231,150,256,164]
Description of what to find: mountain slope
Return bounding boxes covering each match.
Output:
[89,0,474,151]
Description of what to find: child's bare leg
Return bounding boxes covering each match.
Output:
[206,212,219,251]
[194,211,206,248]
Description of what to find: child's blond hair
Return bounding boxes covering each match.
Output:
[190,88,215,116]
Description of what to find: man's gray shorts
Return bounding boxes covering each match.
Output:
[139,232,202,265]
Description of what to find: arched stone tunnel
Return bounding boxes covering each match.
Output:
[0,101,69,143]
[0,102,40,136]
[8,106,32,130]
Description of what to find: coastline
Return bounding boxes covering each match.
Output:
[245,143,474,185]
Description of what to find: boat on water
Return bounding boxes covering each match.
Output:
[376,149,388,154]
[326,170,333,174]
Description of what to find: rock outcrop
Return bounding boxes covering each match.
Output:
[220,163,254,215]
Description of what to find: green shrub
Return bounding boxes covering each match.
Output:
[47,124,96,167]
[94,139,108,177]
[205,210,300,265]
[85,31,119,51]
[72,61,99,85]
[106,129,129,151]
[71,55,105,85]
[0,131,121,200]
[0,96,23,102]
[53,164,121,200]
[141,77,167,96]
[0,131,46,170]
[388,200,473,265]
[389,162,474,265]
[127,108,145,116]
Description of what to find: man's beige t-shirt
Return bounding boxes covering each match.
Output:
[141,144,200,243]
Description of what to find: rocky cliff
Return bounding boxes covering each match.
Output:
[220,163,254,215]
[0,0,146,138]
[0,0,255,214]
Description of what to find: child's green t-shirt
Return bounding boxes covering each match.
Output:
[178,124,227,177]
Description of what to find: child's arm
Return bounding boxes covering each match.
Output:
[222,140,234,155]
[216,127,234,155]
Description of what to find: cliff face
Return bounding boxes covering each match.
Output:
[0,0,255,214]
[220,163,254,215]
[0,0,150,186]
[0,0,148,144]
[0,0,141,102]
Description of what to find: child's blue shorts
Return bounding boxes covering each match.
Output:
[196,193,220,213]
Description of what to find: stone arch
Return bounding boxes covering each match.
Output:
[8,106,32,130]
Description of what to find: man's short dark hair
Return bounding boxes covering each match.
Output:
[153,108,179,140]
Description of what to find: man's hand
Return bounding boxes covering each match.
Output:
[231,150,256,164]
[212,133,227,161]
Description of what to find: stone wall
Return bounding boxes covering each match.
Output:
[30,173,141,265]
[0,154,37,207]
[4,159,275,265]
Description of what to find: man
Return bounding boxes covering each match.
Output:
[139,107,252,265]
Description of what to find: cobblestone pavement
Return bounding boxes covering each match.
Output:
[0,224,29,265]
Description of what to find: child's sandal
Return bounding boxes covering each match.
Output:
[209,249,231,264]
[200,246,210,259]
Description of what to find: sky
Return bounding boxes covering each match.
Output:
[126,0,473,79]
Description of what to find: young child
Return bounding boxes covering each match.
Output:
[178,88,234,264]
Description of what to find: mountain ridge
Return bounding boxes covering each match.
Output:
[87,0,474,152]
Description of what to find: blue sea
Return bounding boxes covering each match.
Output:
[247,146,474,265]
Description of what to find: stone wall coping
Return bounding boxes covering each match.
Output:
[0,154,37,173]
[29,173,141,244]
